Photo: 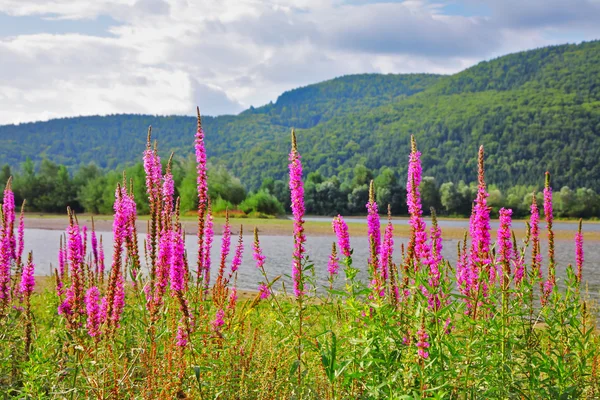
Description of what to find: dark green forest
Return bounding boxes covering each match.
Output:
[1,40,600,217]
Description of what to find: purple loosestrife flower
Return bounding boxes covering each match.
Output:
[63,212,85,321]
[195,109,208,208]
[332,215,351,258]
[530,193,542,279]
[82,225,88,264]
[379,207,394,282]
[58,236,66,279]
[228,287,238,310]
[201,209,214,291]
[366,181,380,268]
[252,229,266,270]
[230,229,243,275]
[328,243,340,277]
[212,308,225,331]
[91,221,99,276]
[466,146,491,310]
[19,252,35,297]
[220,215,232,271]
[85,286,103,338]
[416,325,430,359]
[253,228,270,299]
[143,128,162,208]
[497,208,514,280]
[406,137,430,269]
[196,109,209,287]
[0,234,11,309]
[153,230,172,307]
[110,274,125,329]
[2,180,16,261]
[425,210,443,310]
[16,201,25,269]
[162,160,175,216]
[170,228,186,292]
[289,129,306,298]
[176,323,188,347]
[258,283,271,299]
[98,236,105,279]
[542,172,555,303]
[103,185,128,334]
[576,219,584,284]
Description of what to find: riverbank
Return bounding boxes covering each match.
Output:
[22,213,600,240]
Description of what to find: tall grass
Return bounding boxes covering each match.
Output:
[1,111,599,399]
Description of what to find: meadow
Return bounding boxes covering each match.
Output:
[1,110,599,399]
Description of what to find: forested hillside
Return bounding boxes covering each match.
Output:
[1,40,599,194]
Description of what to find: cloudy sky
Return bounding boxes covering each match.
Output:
[0,0,599,125]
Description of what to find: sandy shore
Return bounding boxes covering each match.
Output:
[22,214,598,241]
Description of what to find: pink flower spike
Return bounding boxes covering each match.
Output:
[176,323,188,347]
[170,228,186,292]
[289,130,306,298]
[416,325,430,359]
[258,283,271,299]
[575,219,584,284]
[252,228,266,270]
[212,308,225,331]
[332,215,351,258]
[19,252,35,297]
[85,286,103,338]
[366,181,380,268]
[16,201,25,268]
[328,243,339,277]
[230,229,244,275]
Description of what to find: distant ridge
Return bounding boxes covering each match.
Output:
[1,40,599,190]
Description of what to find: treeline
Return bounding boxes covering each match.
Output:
[3,158,600,219]
[0,158,283,217]
[2,41,600,195]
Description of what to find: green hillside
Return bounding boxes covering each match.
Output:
[1,40,599,192]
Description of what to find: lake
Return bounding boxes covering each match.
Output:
[24,227,600,302]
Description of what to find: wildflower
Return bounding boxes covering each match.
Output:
[542,172,555,302]
[328,242,340,277]
[425,209,443,310]
[170,228,186,292]
[406,136,429,268]
[530,192,541,278]
[258,283,271,299]
[366,181,380,268]
[230,228,243,275]
[576,218,584,284]
[212,308,225,331]
[469,146,491,269]
[176,323,188,347]
[19,252,35,297]
[332,215,351,258]
[252,228,266,270]
[196,108,209,286]
[16,201,25,269]
[497,208,514,279]
[416,325,430,359]
[85,286,104,337]
[143,128,162,207]
[289,129,306,298]
[201,209,214,291]
[379,206,394,282]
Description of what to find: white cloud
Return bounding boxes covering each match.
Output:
[0,0,599,124]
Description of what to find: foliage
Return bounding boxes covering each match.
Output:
[1,41,600,194]
[1,117,600,399]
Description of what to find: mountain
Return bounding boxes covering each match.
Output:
[1,40,599,191]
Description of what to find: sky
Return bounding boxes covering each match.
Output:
[0,0,599,125]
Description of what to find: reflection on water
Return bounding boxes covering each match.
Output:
[26,228,600,302]
[303,216,600,232]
